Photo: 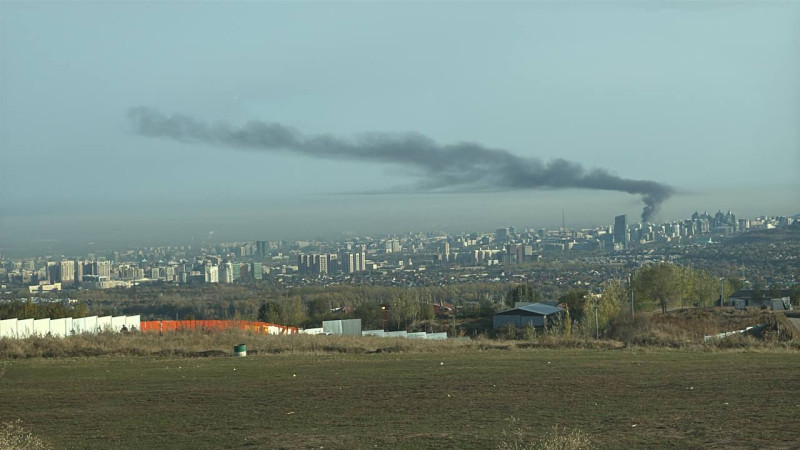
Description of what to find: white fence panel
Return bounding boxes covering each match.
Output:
[0,318,18,338]
[33,319,50,336]
[426,332,448,340]
[71,317,85,334]
[385,331,407,338]
[124,315,141,330]
[407,332,427,339]
[362,330,385,337]
[110,316,126,332]
[77,316,98,334]
[300,328,324,335]
[97,316,112,332]
[49,318,68,337]
[72,317,100,335]
[17,319,34,338]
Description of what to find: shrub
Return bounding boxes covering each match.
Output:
[0,419,50,450]
[498,417,590,450]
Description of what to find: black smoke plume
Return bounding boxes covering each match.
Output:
[127,107,673,222]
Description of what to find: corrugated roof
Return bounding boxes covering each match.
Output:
[495,303,565,316]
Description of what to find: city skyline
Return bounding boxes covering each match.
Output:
[0,207,793,259]
[2,2,798,251]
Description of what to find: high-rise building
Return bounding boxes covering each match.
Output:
[231,263,240,281]
[46,262,61,284]
[251,262,263,280]
[220,262,234,283]
[74,260,83,283]
[93,260,112,279]
[256,241,269,257]
[342,252,355,273]
[326,253,338,273]
[505,244,524,264]
[614,215,628,248]
[495,228,510,242]
[60,260,75,285]
[204,264,219,283]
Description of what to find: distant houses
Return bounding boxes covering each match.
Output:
[728,289,793,311]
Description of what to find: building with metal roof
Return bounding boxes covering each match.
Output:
[493,303,566,329]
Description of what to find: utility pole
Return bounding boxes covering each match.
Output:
[719,278,725,307]
[629,273,635,319]
[452,299,457,337]
[594,297,600,339]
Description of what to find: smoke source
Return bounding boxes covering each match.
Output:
[127,107,673,222]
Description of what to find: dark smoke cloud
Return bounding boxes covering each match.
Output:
[127,107,673,222]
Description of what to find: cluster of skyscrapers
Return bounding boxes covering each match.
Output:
[297,250,367,277]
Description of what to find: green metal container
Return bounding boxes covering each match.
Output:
[233,344,247,357]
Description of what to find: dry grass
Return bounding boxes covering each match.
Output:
[1,308,797,359]
[498,417,591,450]
[0,330,490,359]
[605,308,798,349]
[0,420,50,450]
[3,350,799,448]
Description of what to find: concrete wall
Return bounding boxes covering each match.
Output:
[110,316,126,332]
[97,316,112,331]
[49,318,72,337]
[0,315,139,339]
[33,318,50,336]
[385,331,408,338]
[300,328,324,335]
[18,319,34,338]
[0,319,18,338]
[124,315,141,330]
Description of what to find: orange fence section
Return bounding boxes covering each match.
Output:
[139,320,298,335]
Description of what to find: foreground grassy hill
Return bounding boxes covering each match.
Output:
[2,347,799,449]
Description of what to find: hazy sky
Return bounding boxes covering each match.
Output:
[1,1,798,252]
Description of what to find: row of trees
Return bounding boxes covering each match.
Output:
[631,263,741,313]
[0,301,89,320]
[549,263,748,338]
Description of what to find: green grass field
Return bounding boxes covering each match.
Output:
[2,348,799,449]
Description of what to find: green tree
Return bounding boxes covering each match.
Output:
[308,298,330,321]
[787,284,800,306]
[505,284,539,308]
[583,280,625,336]
[633,263,679,313]
[418,303,435,321]
[354,302,384,330]
[257,301,282,323]
[281,296,308,327]
[559,289,588,322]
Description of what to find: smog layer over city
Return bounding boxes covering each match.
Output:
[1,2,799,449]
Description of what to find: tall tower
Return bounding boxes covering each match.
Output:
[614,215,628,249]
